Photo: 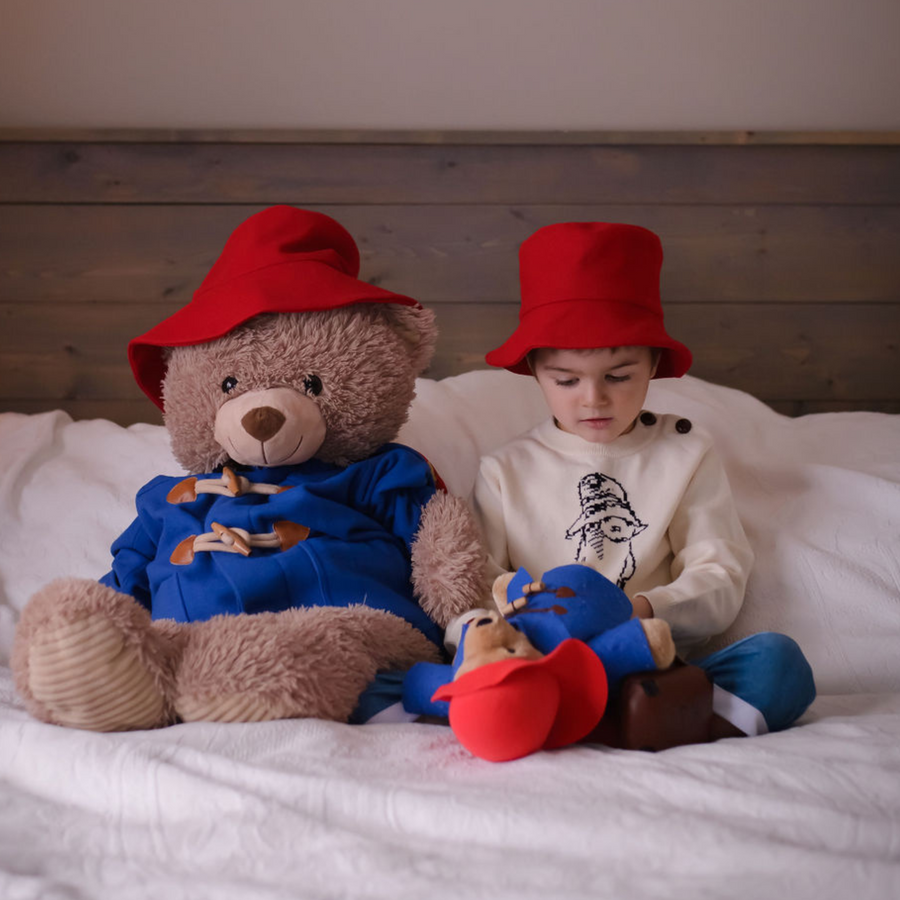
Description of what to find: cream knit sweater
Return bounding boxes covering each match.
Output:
[472,413,754,657]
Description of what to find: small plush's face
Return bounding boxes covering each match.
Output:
[162,305,437,473]
[454,611,543,679]
[531,346,658,444]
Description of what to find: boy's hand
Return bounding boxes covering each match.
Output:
[631,594,654,619]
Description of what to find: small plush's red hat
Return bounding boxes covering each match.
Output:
[486,222,692,378]
[432,639,608,762]
[128,206,420,410]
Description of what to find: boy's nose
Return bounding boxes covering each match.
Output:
[582,380,608,406]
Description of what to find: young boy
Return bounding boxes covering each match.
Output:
[470,221,815,737]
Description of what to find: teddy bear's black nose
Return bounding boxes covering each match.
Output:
[241,407,286,442]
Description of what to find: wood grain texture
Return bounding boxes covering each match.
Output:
[3,129,899,145]
[2,142,899,206]
[2,299,896,403]
[3,204,898,304]
[1,131,898,422]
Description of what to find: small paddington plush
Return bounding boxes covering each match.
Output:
[12,206,486,731]
[402,564,678,760]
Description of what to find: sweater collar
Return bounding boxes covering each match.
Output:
[535,413,658,459]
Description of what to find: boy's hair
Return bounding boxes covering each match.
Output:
[526,346,662,373]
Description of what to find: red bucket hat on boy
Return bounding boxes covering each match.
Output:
[485,222,692,378]
[128,206,420,410]
[432,638,609,762]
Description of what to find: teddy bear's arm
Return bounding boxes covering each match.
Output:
[411,492,489,628]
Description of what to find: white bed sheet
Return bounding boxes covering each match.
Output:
[2,667,899,900]
[1,372,899,899]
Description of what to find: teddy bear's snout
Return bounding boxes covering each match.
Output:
[214,386,327,467]
[241,407,286,443]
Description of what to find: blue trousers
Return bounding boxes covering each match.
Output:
[693,631,816,734]
[352,631,816,734]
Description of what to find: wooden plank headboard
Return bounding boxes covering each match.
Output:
[1,130,898,425]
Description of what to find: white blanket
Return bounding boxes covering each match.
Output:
[2,372,899,899]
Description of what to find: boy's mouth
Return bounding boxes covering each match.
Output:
[580,417,613,429]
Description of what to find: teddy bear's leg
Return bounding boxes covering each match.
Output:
[175,605,441,724]
[411,492,488,628]
[12,578,183,731]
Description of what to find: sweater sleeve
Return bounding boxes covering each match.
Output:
[98,513,156,611]
[471,456,513,583]
[359,445,438,551]
[637,445,754,652]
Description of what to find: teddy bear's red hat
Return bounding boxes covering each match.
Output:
[128,206,420,410]
[432,638,608,762]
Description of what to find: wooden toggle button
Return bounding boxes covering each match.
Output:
[211,521,251,556]
[273,520,311,551]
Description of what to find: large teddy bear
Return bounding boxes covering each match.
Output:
[12,206,486,731]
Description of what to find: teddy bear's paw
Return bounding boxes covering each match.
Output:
[641,618,677,670]
[174,606,441,724]
[12,578,176,731]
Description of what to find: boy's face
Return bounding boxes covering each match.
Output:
[531,347,658,444]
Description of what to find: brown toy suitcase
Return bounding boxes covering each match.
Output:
[585,660,714,751]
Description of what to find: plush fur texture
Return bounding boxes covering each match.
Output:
[163,306,438,472]
[411,491,489,628]
[13,300,487,730]
[175,607,441,723]
[12,577,183,730]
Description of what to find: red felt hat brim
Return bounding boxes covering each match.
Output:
[128,259,420,410]
[485,297,692,379]
[433,639,608,761]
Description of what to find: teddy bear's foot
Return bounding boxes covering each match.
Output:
[175,604,441,724]
[12,578,180,731]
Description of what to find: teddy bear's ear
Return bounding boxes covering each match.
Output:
[378,304,438,376]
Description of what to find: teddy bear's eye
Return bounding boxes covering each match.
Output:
[221,376,238,394]
[303,374,323,397]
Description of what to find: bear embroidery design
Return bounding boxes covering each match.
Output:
[565,473,647,589]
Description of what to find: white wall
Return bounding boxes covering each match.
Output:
[1,0,898,131]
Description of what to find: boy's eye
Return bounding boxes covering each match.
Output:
[606,374,631,384]
[555,378,578,388]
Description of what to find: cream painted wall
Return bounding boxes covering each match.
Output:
[1,0,898,130]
